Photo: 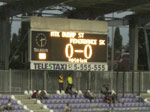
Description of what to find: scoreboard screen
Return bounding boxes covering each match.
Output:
[30,30,108,71]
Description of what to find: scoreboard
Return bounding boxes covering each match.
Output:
[29,30,108,71]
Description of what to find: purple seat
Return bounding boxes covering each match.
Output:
[80,104,84,108]
[124,94,129,98]
[98,94,101,99]
[54,95,59,99]
[0,96,5,100]
[19,106,23,110]
[95,99,99,103]
[99,99,103,102]
[110,104,114,108]
[114,104,119,108]
[78,99,82,103]
[76,95,80,98]
[51,100,55,103]
[55,100,60,104]
[69,100,73,103]
[46,100,50,104]
[91,100,95,103]
[80,95,84,98]
[85,104,89,108]
[41,100,45,104]
[6,96,11,100]
[63,95,67,99]
[1,101,7,105]
[49,95,53,99]
[64,100,68,103]
[48,105,52,109]
[118,94,122,98]
[74,100,77,103]
[135,103,139,107]
[82,99,86,103]
[98,104,102,108]
[72,95,75,99]
[144,103,148,107]
[128,99,132,102]
[14,106,18,110]
[66,95,71,99]
[118,103,122,107]
[57,105,62,109]
[75,104,79,108]
[12,101,17,105]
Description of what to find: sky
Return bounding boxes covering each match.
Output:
[11,11,134,46]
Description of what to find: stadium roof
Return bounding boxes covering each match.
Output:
[0,0,150,18]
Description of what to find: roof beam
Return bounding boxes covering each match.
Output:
[0,0,68,18]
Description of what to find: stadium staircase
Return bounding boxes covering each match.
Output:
[14,95,49,112]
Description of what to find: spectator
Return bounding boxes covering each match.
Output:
[101,85,111,95]
[111,93,120,104]
[84,89,94,102]
[65,85,73,96]
[103,94,112,104]
[58,74,64,92]
[67,74,72,87]
[136,94,144,103]
[5,100,13,110]
[32,90,40,99]
[89,89,97,100]
[40,90,48,99]
[71,84,78,97]
[65,103,72,112]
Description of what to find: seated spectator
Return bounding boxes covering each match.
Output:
[136,94,144,103]
[111,93,121,104]
[103,94,112,104]
[84,89,94,102]
[89,89,97,100]
[32,90,40,99]
[101,85,111,95]
[5,100,13,110]
[65,85,73,96]
[65,103,72,112]
[40,90,48,99]
[71,84,78,97]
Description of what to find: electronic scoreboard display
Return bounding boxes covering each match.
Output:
[30,30,108,71]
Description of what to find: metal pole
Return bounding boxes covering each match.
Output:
[111,13,115,90]
[144,29,150,70]
[9,69,11,93]
[44,71,47,90]
[28,70,30,91]
[132,70,134,94]
[111,13,115,71]
[30,70,33,90]
[116,71,118,93]
[139,71,141,95]
[123,71,125,97]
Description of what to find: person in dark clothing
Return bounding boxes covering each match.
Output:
[101,85,111,95]
[103,94,112,104]
[65,85,73,96]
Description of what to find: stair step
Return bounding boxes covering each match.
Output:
[14,95,49,112]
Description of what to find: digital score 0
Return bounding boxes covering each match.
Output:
[30,31,108,71]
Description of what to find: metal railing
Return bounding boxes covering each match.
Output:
[0,70,150,94]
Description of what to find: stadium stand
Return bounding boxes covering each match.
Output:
[1,90,150,112]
